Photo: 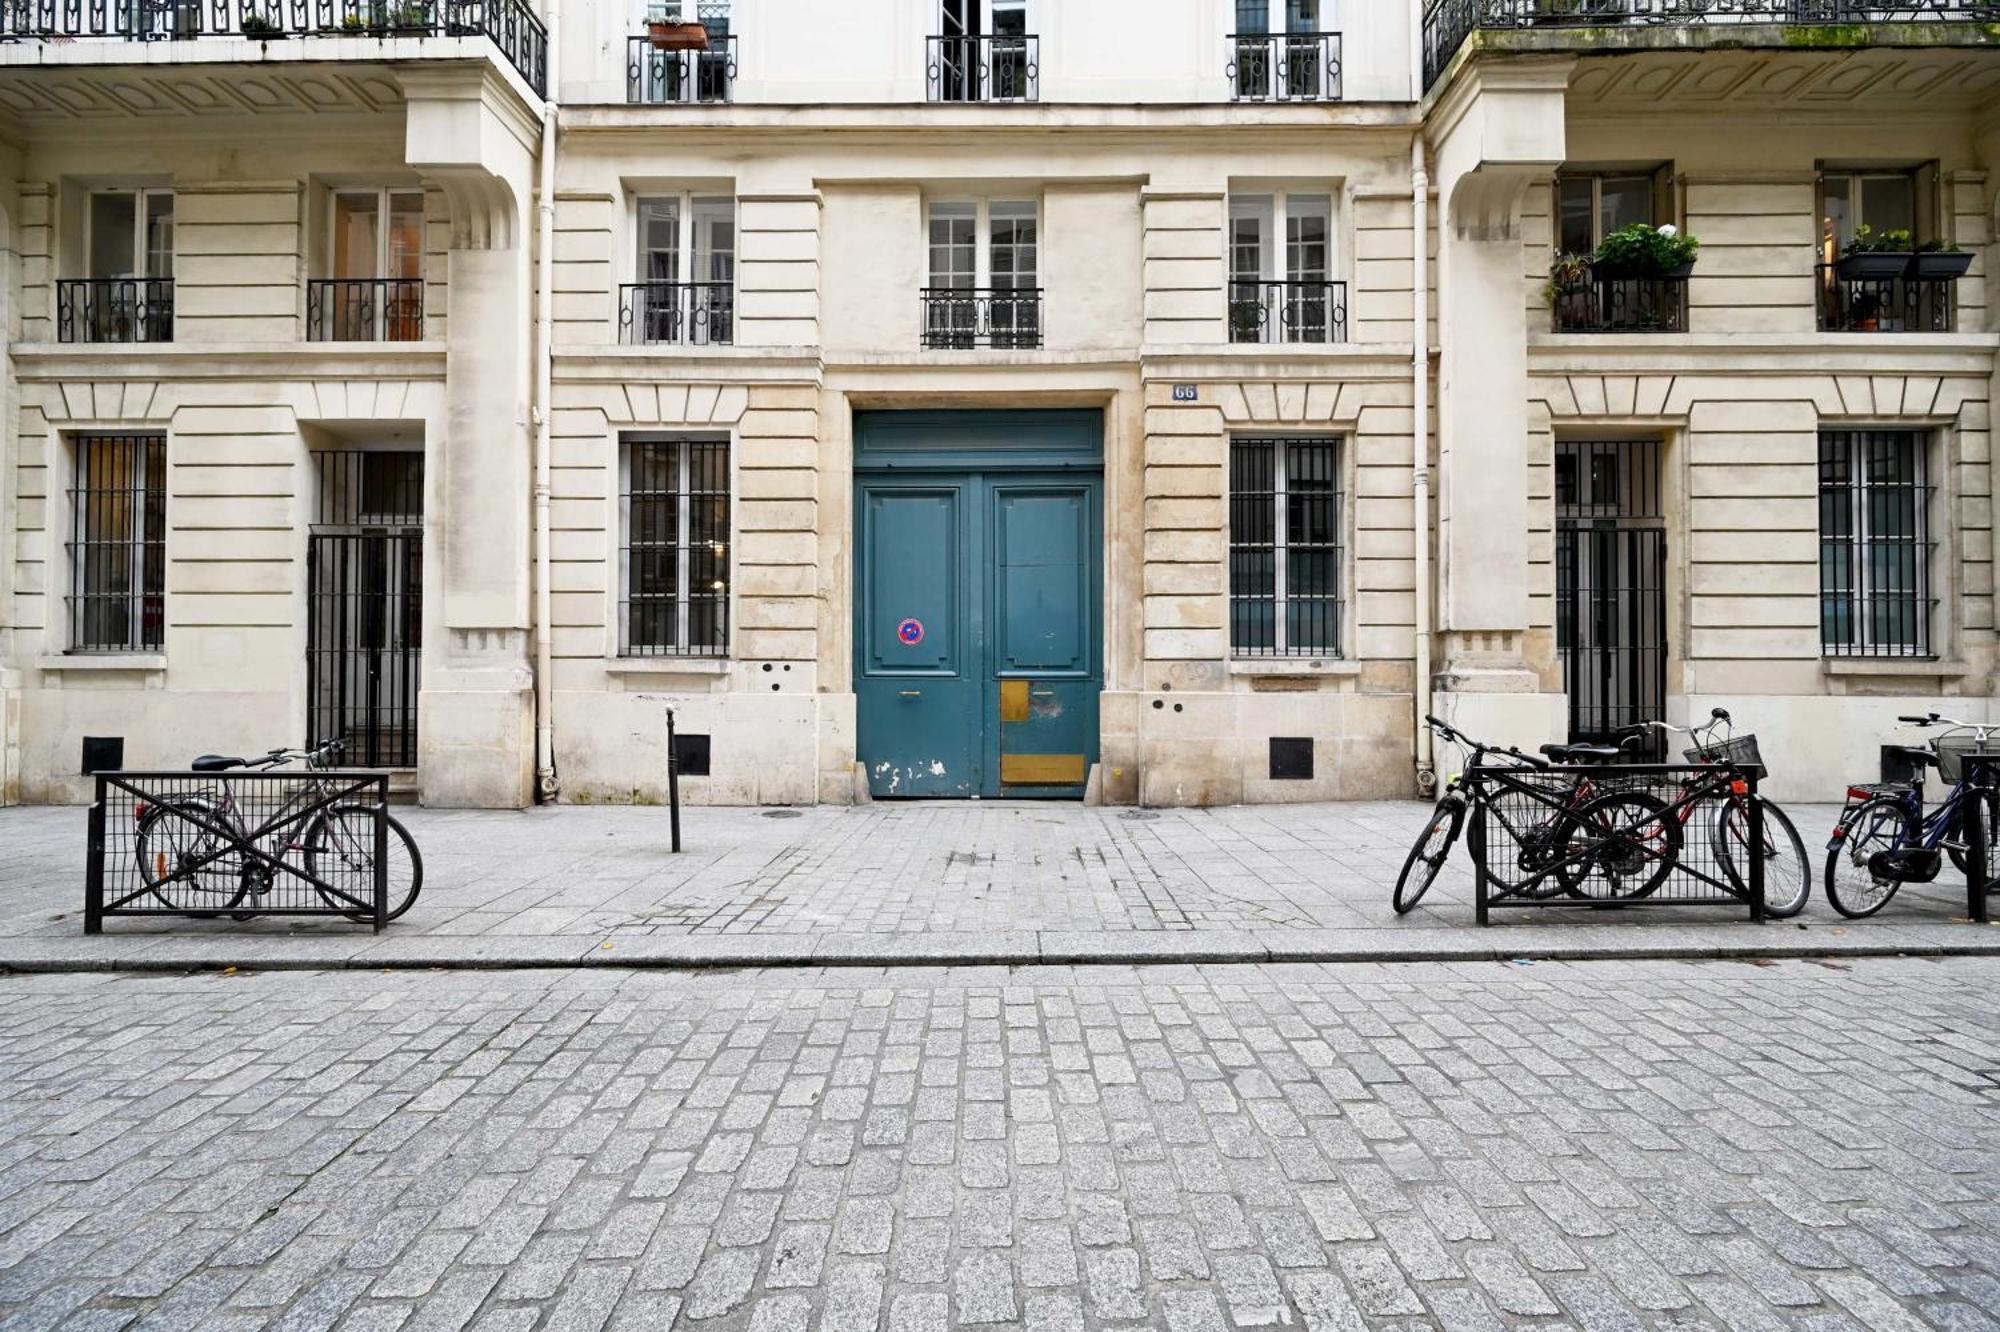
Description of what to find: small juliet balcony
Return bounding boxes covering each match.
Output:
[619,281,734,347]
[1228,280,1349,345]
[57,278,174,344]
[921,288,1043,350]
[626,32,735,103]
[1816,264,1958,333]
[0,0,548,96]
[308,278,424,342]
[1550,274,1688,333]
[927,32,1038,103]
[1226,32,1342,102]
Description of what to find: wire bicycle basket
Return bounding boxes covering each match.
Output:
[1686,733,1765,783]
[1934,731,2000,785]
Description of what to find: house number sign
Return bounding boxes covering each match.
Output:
[1172,384,1199,402]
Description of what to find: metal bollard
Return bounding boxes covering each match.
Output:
[665,706,683,854]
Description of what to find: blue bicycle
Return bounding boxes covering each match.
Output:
[1825,713,1999,918]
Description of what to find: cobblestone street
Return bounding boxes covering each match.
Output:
[2,956,1996,1331]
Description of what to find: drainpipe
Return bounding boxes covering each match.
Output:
[1411,135,1435,794]
[532,0,561,802]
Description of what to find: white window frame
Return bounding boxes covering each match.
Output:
[325,187,426,282]
[925,197,1039,290]
[86,188,174,281]
[66,433,166,655]
[1233,0,1324,34]
[633,191,736,285]
[938,0,1032,36]
[1819,429,1933,659]
[1229,435,1346,659]
[1228,189,1337,344]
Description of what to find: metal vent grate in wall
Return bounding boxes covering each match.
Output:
[1269,737,1314,781]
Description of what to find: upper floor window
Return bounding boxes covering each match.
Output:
[622,193,735,346]
[1819,430,1933,659]
[923,199,1041,349]
[1229,191,1345,344]
[67,434,166,654]
[931,0,1037,103]
[1551,167,1688,334]
[60,189,174,344]
[1556,169,1669,257]
[632,0,736,104]
[1229,0,1339,102]
[310,188,425,342]
[1816,164,1961,333]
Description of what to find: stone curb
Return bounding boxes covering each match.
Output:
[2,923,1996,973]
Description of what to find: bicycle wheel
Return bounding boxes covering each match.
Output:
[1945,786,2000,883]
[1556,791,1679,901]
[1712,797,1810,918]
[1825,796,1914,920]
[135,795,248,914]
[304,806,423,923]
[1394,793,1465,914]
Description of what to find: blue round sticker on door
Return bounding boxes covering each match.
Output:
[897,618,925,646]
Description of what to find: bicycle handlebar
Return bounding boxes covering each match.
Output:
[1422,714,1548,769]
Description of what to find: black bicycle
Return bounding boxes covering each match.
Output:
[134,739,423,923]
[1393,715,1668,913]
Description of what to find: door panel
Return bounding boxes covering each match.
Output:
[989,484,1096,795]
[856,483,977,797]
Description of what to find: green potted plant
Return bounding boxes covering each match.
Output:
[1837,225,1915,281]
[1590,222,1700,281]
[1543,251,1592,307]
[1911,238,1973,282]
[647,0,708,49]
[240,11,282,37]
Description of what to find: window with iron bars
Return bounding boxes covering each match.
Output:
[67,434,166,653]
[1819,429,1935,659]
[620,435,730,657]
[1229,436,1344,657]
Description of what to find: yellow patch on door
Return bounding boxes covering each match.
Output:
[999,680,1031,723]
[1001,753,1087,785]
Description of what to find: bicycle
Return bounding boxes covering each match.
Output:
[133,739,423,924]
[1635,709,1810,919]
[1825,713,1999,919]
[1393,715,1670,913]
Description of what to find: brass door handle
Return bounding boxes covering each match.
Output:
[899,690,922,698]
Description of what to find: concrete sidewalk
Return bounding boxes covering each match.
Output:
[1,800,1994,972]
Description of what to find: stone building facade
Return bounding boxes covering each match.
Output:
[0,1,1994,809]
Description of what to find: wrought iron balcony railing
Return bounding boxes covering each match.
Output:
[619,281,734,346]
[1422,0,2000,91]
[927,32,1039,103]
[0,0,549,97]
[1550,274,1688,333]
[308,278,424,342]
[57,278,174,344]
[921,287,1043,349]
[1816,265,1957,332]
[1228,279,1349,345]
[626,32,735,103]
[1226,32,1342,101]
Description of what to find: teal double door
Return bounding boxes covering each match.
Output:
[855,411,1102,799]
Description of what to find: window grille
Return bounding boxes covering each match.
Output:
[621,436,730,657]
[1229,436,1343,657]
[1819,430,1934,659]
[67,434,166,653]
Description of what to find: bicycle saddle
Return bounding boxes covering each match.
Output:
[1884,745,1939,768]
[190,755,247,773]
[1539,742,1624,764]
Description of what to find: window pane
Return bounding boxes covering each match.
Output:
[1286,194,1330,283]
[991,0,1025,36]
[622,437,729,656]
[1860,174,1915,238]
[1229,195,1272,284]
[388,192,425,281]
[1557,177,1594,255]
[1821,174,1853,251]
[691,198,735,283]
[1598,175,1652,237]
[143,194,174,280]
[90,193,137,279]
[71,434,165,652]
[928,203,977,288]
[638,197,681,282]
[1235,0,1268,33]
[333,193,381,280]
[1286,0,1317,30]
[990,201,1036,288]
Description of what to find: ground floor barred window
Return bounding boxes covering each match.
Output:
[620,435,730,657]
[67,433,166,654]
[1818,429,1934,659]
[1229,435,1343,657]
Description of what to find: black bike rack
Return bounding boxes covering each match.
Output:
[1467,762,1766,925]
[85,770,391,933]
